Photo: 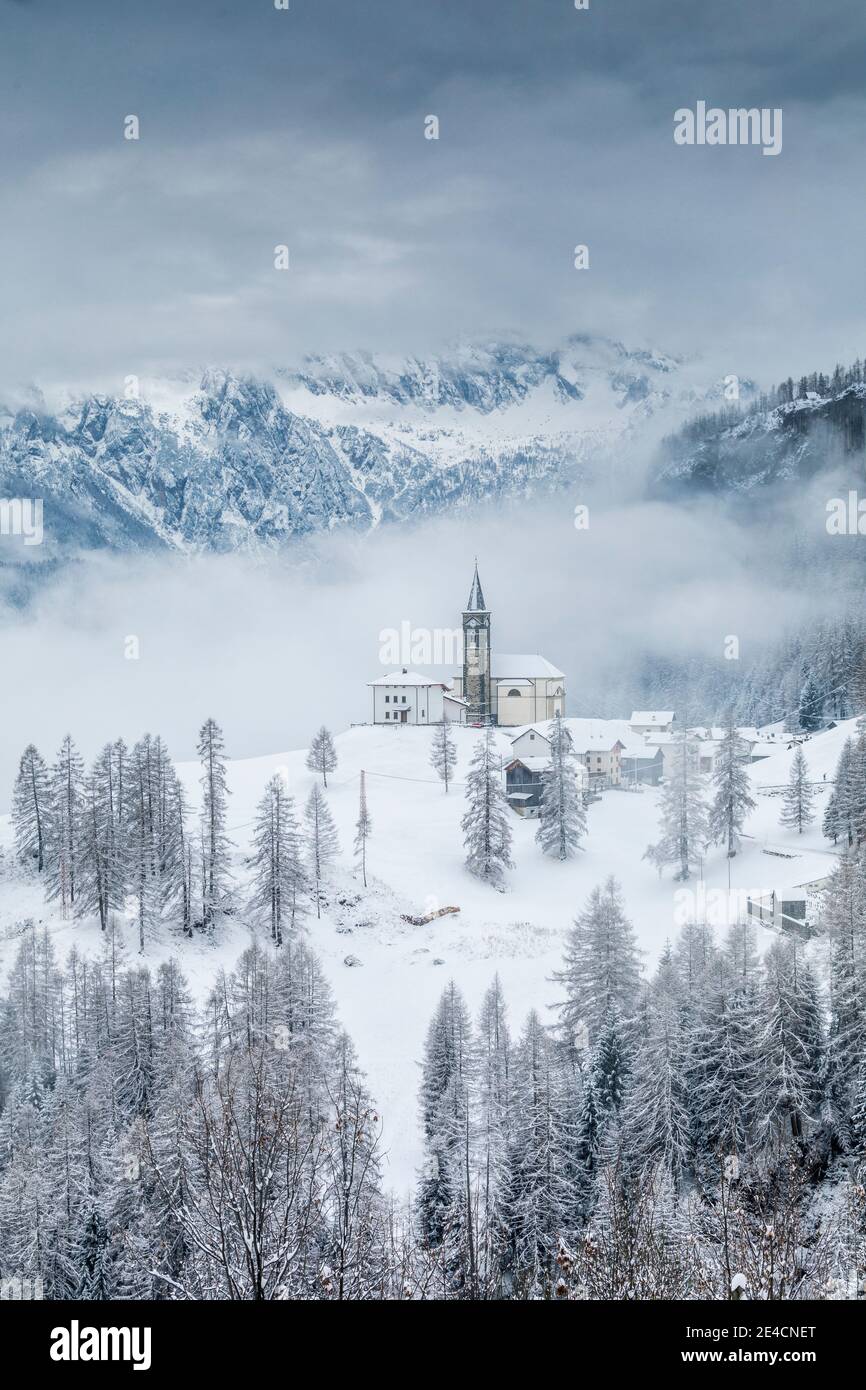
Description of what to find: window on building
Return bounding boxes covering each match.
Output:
[507,689,521,698]
[385,712,390,720]
[385,695,390,703]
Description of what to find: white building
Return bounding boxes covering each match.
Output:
[510,718,630,789]
[447,565,566,726]
[629,710,676,738]
[368,670,467,725]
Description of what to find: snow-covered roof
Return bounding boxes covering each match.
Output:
[506,756,552,773]
[497,678,533,689]
[630,711,675,725]
[511,716,631,752]
[368,670,451,688]
[443,692,468,705]
[491,654,565,680]
[620,743,663,762]
[510,724,551,743]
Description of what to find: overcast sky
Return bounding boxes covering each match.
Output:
[2,0,866,389]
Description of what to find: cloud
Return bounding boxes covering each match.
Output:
[1,1,865,388]
[0,483,840,807]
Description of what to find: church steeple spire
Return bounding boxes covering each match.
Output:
[466,559,487,613]
[462,560,492,724]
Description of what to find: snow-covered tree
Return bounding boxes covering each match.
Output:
[249,775,306,945]
[550,877,642,1045]
[501,1011,570,1296]
[305,784,339,919]
[11,744,50,874]
[821,853,866,1147]
[644,731,708,881]
[353,770,372,888]
[779,745,815,834]
[417,981,475,1281]
[707,719,755,857]
[535,714,586,860]
[197,718,233,932]
[461,730,513,888]
[45,734,84,915]
[753,940,823,1147]
[306,725,338,788]
[430,720,457,794]
[623,994,690,1194]
[798,674,823,732]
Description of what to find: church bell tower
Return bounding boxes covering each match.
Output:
[462,561,492,724]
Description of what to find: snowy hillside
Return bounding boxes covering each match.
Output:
[0,717,849,1191]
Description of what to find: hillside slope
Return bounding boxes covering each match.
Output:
[0,718,849,1188]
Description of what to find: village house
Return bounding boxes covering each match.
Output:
[510,718,629,790]
[619,742,665,785]
[504,754,588,817]
[629,710,676,738]
[368,670,467,725]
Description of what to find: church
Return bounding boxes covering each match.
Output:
[369,564,566,727]
[449,564,566,726]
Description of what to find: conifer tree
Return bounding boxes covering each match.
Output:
[645,731,708,881]
[306,725,338,788]
[46,734,85,915]
[353,770,372,888]
[779,745,815,833]
[550,877,641,1045]
[461,730,513,888]
[417,981,476,1291]
[430,719,457,793]
[249,775,306,945]
[197,718,233,932]
[305,784,339,919]
[708,719,755,857]
[536,713,586,860]
[11,744,50,873]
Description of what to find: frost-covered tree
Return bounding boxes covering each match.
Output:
[12,744,50,873]
[249,775,306,945]
[798,674,823,732]
[535,714,586,860]
[707,719,755,858]
[624,994,690,1194]
[197,718,233,932]
[417,981,476,1289]
[45,734,84,914]
[550,877,642,1045]
[306,725,338,789]
[779,745,815,834]
[77,746,128,932]
[501,1011,570,1296]
[430,720,457,793]
[461,730,513,888]
[644,732,708,881]
[475,976,511,1294]
[821,853,866,1147]
[822,734,866,848]
[304,784,339,919]
[754,941,823,1147]
[353,770,372,888]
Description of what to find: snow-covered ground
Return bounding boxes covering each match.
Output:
[0,717,851,1193]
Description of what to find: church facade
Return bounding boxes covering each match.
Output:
[449,564,566,727]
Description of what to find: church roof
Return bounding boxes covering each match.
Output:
[492,654,564,679]
[368,670,453,688]
[465,562,487,613]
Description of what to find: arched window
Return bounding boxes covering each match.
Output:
[506,688,522,698]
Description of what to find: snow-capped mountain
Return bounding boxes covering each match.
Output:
[0,336,727,557]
